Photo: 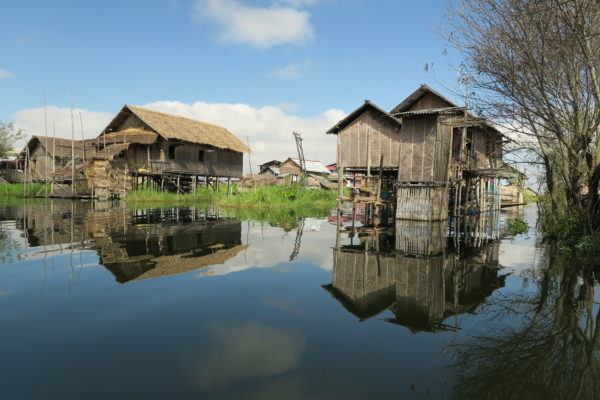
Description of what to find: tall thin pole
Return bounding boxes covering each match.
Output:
[246,134,253,177]
[43,89,49,191]
[70,95,75,196]
[79,112,86,163]
[52,121,56,195]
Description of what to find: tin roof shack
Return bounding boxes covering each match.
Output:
[279,157,333,189]
[18,136,96,183]
[258,160,281,175]
[86,105,251,199]
[328,85,509,222]
[0,156,21,183]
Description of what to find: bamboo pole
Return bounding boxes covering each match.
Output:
[70,96,75,196]
[79,112,85,163]
[52,122,56,195]
[43,90,49,194]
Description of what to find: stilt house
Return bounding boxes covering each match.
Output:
[84,105,251,199]
[327,85,513,221]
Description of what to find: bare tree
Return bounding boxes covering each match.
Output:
[446,0,600,227]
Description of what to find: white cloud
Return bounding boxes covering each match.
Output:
[11,100,345,171]
[185,323,305,390]
[192,0,315,48]
[142,100,345,170]
[276,0,320,5]
[268,60,313,80]
[12,106,113,149]
[0,69,15,79]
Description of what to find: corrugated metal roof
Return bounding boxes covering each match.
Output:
[289,158,330,174]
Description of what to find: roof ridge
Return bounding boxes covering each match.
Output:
[127,104,228,132]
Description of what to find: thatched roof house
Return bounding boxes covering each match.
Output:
[101,105,250,154]
[83,104,252,198]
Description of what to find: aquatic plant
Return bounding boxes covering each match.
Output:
[506,218,529,236]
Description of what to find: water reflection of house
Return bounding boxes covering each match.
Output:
[8,202,246,283]
[324,216,507,332]
[100,218,245,283]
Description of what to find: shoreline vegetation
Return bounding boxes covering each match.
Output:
[0,183,48,197]
[125,185,337,210]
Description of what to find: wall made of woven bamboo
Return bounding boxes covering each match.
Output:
[337,109,402,169]
[396,185,449,221]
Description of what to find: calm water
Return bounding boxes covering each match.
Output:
[0,201,598,399]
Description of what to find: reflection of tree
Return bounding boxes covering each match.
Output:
[0,226,20,264]
[449,249,600,400]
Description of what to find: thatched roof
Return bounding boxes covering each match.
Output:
[21,136,97,159]
[102,105,251,154]
[101,128,158,146]
[131,244,248,282]
[93,143,130,160]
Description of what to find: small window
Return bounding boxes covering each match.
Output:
[198,150,205,162]
[168,145,175,160]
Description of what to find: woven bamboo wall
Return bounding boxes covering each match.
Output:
[337,109,402,169]
[332,250,397,301]
[394,254,446,325]
[396,184,449,221]
[395,220,446,256]
[407,91,454,112]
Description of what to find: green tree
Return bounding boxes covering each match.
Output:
[0,121,24,158]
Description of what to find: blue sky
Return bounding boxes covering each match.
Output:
[0,0,462,165]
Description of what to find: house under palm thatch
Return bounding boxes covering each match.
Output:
[71,105,251,199]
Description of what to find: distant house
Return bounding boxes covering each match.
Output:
[0,156,19,183]
[280,157,330,178]
[279,157,333,189]
[258,160,281,175]
[18,136,96,182]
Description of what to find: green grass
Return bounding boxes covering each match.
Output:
[125,185,337,228]
[0,183,49,197]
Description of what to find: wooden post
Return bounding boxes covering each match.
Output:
[366,128,371,178]
[338,166,344,199]
[227,177,231,196]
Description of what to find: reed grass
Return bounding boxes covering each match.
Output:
[0,183,48,197]
[127,185,336,208]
